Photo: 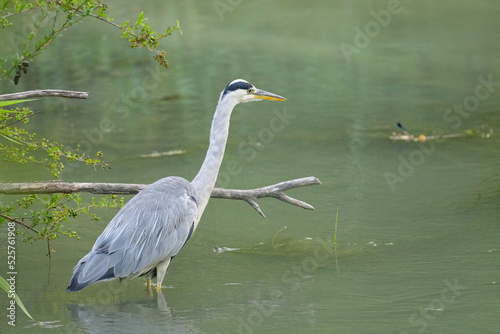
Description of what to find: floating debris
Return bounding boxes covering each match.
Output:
[389,123,492,142]
[390,132,465,142]
[138,150,186,158]
[214,246,240,254]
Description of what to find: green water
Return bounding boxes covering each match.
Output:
[1,1,499,333]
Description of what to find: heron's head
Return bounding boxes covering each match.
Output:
[221,79,286,104]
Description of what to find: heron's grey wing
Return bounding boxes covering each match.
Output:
[67,177,198,291]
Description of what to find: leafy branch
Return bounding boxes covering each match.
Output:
[0,193,125,257]
[86,8,182,68]
[1,1,93,83]
[0,96,115,256]
[0,0,181,83]
[0,98,108,177]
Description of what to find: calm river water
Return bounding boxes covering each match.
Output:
[1,1,499,333]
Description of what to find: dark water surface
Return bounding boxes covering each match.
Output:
[1,1,499,333]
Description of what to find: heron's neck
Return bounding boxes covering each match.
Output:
[191,97,237,220]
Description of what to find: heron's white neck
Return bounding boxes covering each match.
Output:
[191,95,238,223]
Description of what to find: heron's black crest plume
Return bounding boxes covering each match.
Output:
[223,80,253,96]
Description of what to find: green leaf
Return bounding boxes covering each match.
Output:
[1,0,9,11]
[0,99,36,107]
[0,275,35,321]
[0,108,22,113]
[0,133,22,145]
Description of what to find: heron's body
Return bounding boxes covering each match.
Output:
[67,79,285,292]
[67,177,197,292]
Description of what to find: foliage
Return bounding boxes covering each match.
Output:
[0,0,181,84]
[1,99,107,177]
[0,2,180,250]
[0,193,124,253]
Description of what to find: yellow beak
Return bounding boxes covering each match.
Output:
[252,89,286,101]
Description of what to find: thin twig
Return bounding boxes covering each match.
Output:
[47,239,52,259]
[3,110,43,130]
[0,213,38,236]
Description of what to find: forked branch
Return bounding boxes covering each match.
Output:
[0,177,321,217]
[211,177,321,217]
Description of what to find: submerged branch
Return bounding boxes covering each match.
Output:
[0,90,88,101]
[0,177,321,216]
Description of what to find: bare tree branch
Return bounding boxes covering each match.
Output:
[210,177,322,217]
[0,89,88,101]
[0,177,321,216]
[0,181,146,195]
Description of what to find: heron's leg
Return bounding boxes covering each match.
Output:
[146,272,153,295]
[155,258,172,292]
[146,277,152,295]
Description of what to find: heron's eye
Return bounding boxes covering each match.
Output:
[248,88,255,94]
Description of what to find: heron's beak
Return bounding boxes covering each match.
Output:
[252,89,286,101]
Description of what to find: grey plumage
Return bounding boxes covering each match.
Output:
[67,79,286,292]
[67,177,197,292]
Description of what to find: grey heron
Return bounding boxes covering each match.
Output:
[67,79,286,293]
